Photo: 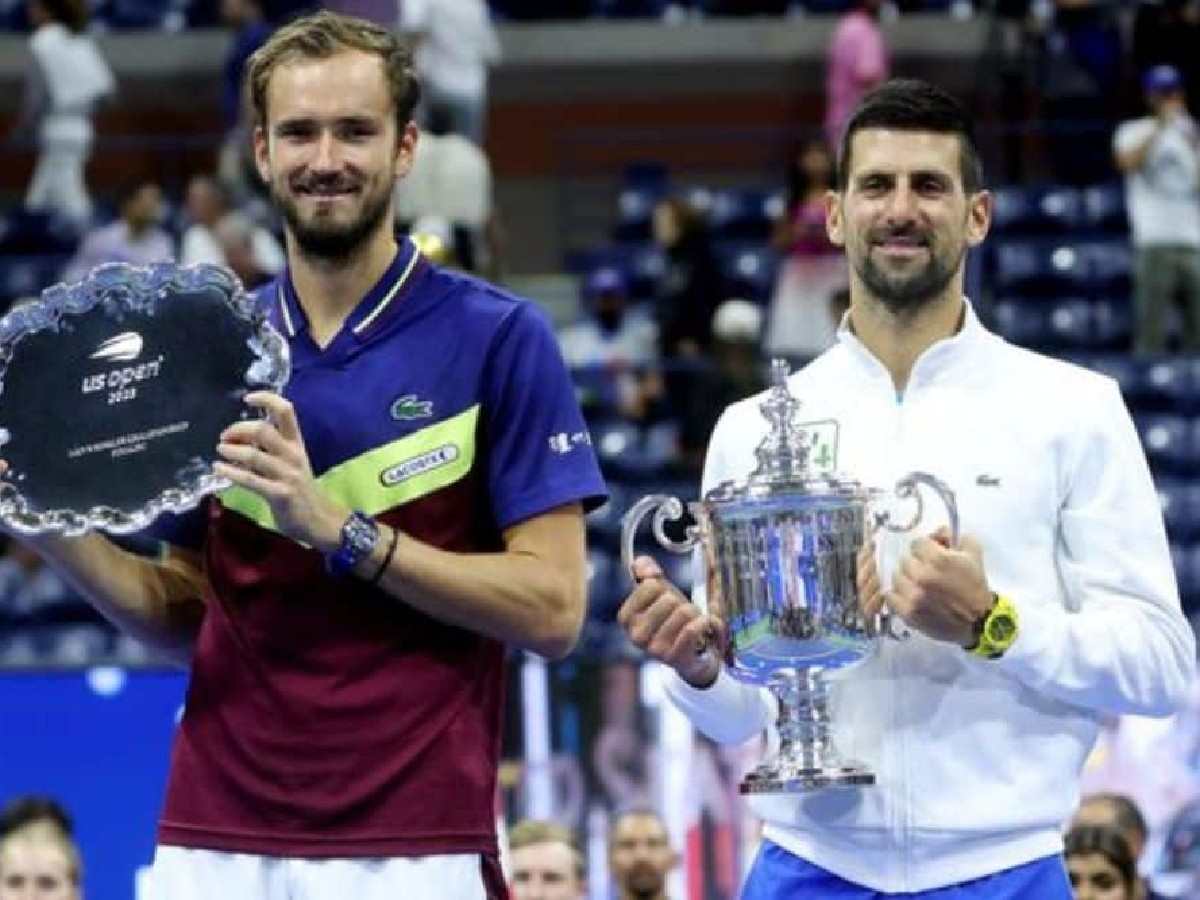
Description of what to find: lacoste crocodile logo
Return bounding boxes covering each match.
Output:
[390,394,433,421]
[90,332,144,363]
[976,474,1001,487]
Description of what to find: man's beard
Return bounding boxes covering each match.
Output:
[273,172,393,262]
[622,865,664,899]
[854,227,964,317]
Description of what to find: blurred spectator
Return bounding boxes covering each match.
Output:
[1132,0,1200,119]
[825,0,888,150]
[559,267,662,422]
[179,174,284,276]
[651,197,725,360]
[62,179,174,283]
[394,127,498,275]
[608,809,678,900]
[1064,824,1140,900]
[214,211,271,288]
[10,0,114,227]
[0,797,72,841]
[678,299,766,474]
[217,0,270,203]
[508,819,586,900]
[0,802,82,900]
[1072,793,1167,900]
[0,542,77,618]
[398,0,500,146]
[1113,65,1200,354]
[765,139,847,362]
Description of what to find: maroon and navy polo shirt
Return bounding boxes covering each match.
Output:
[152,239,606,858]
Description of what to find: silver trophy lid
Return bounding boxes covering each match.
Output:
[706,359,872,503]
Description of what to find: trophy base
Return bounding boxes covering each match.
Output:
[739,764,875,794]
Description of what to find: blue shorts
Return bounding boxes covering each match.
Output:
[740,841,1072,899]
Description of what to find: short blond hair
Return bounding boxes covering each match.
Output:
[245,10,420,133]
[508,819,585,881]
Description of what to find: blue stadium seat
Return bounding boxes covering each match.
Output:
[1171,543,1199,603]
[1158,479,1200,542]
[992,297,1050,348]
[586,481,631,550]
[1090,297,1133,350]
[1137,358,1200,414]
[1139,415,1196,475]
[1081,183,1128,235]
[708,188,777,241]
[1044,298,1094,350]
[613,185,663,242]
[714,241,778,304]
[989,185,1083,236]
[992,241,1089,296]
[1081,240,1132,297]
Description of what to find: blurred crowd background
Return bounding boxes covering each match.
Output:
[2,0,1200,898]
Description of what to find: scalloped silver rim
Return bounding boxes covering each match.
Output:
[0,261,291,536]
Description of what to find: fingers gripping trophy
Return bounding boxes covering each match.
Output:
[621,359,957,793]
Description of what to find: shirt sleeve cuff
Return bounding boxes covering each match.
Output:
[662,665,772,745]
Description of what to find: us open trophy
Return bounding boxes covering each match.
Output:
[0,262,289,536]
[621,359,957,793]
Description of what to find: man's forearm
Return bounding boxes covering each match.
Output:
[31,533,206,664]
[355,507,587,659]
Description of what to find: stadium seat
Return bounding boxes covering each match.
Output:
[613,185,663,242]
[1080,183,1128,235]
[992,297,1051,349]
[1084,353,1145,403]
[1137,358,1200,414]
[1090,297,1133,350]
[714,241,778,304]
[1158,479,1200,542]
[708,188,777,241]
[1140,416,1197,475]
[989,185,1083,236]
[586,547,624,621]
[1044,297,1094,350]
[1080,240,1132,297]
[992,240,1089,296]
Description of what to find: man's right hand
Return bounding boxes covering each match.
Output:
[616,555,723,689]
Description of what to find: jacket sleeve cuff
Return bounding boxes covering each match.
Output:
[662,665,772,744]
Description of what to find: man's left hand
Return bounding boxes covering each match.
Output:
[888,527,994,648]
[214,392,346,553]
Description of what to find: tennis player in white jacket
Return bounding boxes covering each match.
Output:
[618,79,1197,898]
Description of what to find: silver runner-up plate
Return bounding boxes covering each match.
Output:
[0,262,290,536]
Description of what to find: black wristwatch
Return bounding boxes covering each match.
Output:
[325,511,380,577]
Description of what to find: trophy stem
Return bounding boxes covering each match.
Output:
[739,668,875,794]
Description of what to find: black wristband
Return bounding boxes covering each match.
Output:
[367,526,399,587]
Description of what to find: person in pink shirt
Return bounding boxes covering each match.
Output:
[825,0,889,149]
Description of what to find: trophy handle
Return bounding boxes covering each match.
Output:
[878,472,959,546]
[872,472,959,641]
[620,494,699,584]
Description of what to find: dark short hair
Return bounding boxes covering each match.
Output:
[246,10,421,134]
[0,795,73,838]
[838,79,984,194]
[1064,824,1139,891]
[1082,793,1148,845]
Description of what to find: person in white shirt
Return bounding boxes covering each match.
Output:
[1113,64,1200,354]
[398,0,500,145]
[12,0,114,227]
[618,79,1196,898]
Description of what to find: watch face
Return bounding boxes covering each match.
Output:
[987,615,1016,643]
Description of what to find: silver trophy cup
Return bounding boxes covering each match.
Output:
[621,359,957,793]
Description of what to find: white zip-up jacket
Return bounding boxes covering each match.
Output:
[664,301,1196,892]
